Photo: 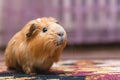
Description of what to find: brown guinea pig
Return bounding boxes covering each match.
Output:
[5,17,67,74]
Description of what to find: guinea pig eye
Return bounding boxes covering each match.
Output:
[56,21,59,24]
[42,27,47,33]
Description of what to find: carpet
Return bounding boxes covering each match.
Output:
[1,60,120,80]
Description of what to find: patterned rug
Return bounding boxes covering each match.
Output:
[1,60,120,80]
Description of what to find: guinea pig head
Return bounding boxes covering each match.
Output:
[24,17,67,62]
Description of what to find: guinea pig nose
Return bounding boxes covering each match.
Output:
[57,33,64,37]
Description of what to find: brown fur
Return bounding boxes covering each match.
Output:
[5,17,67,74]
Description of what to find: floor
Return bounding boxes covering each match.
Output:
[62,48,120,60]
[63,44,120,60]
[1,44,120,79]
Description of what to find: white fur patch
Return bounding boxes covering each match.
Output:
[36,18,41,22]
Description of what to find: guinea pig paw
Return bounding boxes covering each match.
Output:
[23,66,35,75]
[29,72,37,76]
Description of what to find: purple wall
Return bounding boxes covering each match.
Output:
[1,0,120,46]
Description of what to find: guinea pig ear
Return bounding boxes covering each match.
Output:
[26,24,37,38]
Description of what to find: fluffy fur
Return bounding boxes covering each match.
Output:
[5,17,67,74]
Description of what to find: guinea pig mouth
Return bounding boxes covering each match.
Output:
[56,38,64,46]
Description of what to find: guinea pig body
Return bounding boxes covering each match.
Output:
[5,17,67,74]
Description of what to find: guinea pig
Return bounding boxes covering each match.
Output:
[4,17,67,74]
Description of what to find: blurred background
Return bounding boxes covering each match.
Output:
[1,0,120,59]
